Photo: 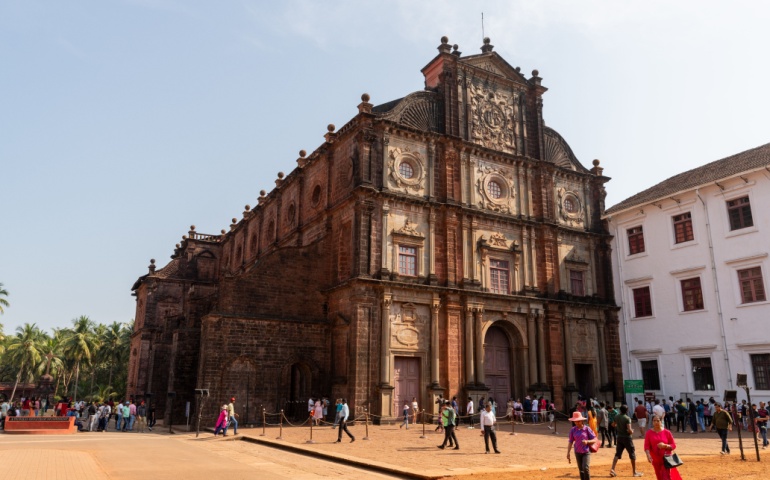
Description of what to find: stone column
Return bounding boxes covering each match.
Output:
[465,307,475,385]
[527,312,537,384]
[460,149,468,205]
[475,308,485,386]
[381,134,390,190]
[427,140,435,200]
[597,318,608,385]
[469,156,477,208]
[462,217,470,282]
[381,202,390,275]
[380,293,392,385]
[469,218,477,282]
[428,209,437,283]
[537,313,547,385]
[564,316,575,385]
[431,300,440,387]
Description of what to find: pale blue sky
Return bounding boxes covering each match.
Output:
[2,0,769,333]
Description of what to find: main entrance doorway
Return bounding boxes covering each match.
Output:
[484,326,512,406]
[393,357,420,420]
[575,363,594,400]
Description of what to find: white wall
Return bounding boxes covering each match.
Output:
[608,167,770,406]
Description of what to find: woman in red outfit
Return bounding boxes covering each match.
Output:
[644,415,682,480]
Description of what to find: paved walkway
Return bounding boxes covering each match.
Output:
[0,420,764,479]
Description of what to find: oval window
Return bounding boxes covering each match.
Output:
[487,180,503,199]
[399,161,414,179]
[311,185,322,207]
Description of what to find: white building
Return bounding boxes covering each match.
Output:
[606,143,770,405]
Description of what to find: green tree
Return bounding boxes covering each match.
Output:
[0,283,9,314]
[62,316,99,402]
[5,323,43,402]
[100,321,126,389]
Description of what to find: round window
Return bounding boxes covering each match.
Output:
[564,196,578,213]
[311,185,321,207]
[487,180,503,199]
[399,161,414,179]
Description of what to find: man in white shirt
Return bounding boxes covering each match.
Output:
[480,403,501,454]
[531,396,539,423]
[466,397,475,429]
[335,399,355,443]
[652,399,666,420]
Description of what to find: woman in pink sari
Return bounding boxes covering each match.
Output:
[214,405,229,436]
[644,415,682,480]
[313,400,323,425]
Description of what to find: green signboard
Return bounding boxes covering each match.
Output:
[624,380,644,394]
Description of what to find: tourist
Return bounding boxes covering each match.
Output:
[437,400,458,450]
[115,400,123,430]
[480,402,501,454]
[687,398,697,433]
[610,404,643,477]
[332,398,342,429]
[400,401,409,429]
[465,396,474,429]
[98,402,110,432]
[21,397,31,417]
[228,397,239,434]
[634,400,648,438]
[756,401,769,448]
[697,400,706,432]
[531,395,539,423]
[644,414,681,480]
[322,396,329,422]
[587,403,598,435]
[213,405,229,436]
[87,401,98,431]
[675,399,687,432]
[452,396,460,426]
[308,396,314,416]
[710,402,733,454]
[411,397,419,424]
[506,397,514,421]
[514,398,523,423]
[148,403,156,431]
[136,401,147,433]
[597,402,609,447]
[312,398,323,426]
[607,403,618,448]
[335,398,354,443]
[705,397,714,428]
[567,411,597,480]
[121,401,130,431]
[652,399,665,421]
[128,399,137,431]
[662,398,672,430]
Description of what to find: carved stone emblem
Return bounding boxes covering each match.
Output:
[388,147,424,193]
[557,187,584,226]
[489,232,508,247]
[395,326,419,346]
[393,219,423,238]
[476,161,514,213]
[468,82,516,153]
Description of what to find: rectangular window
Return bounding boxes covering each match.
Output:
[627,226,645,255]
[641,360,661,390]
[673,212,694,243]
[692,357,715,391]
[751,354,770,390]
[738,267,766,303]
[727,196,753,230]
[570,270,585,296]
[398,245,416,276]
[632,286,653,318]
[681,277,704,311]
[489,259,510,294]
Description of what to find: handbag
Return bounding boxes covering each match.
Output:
[589,442,600,453]
[663,453,683,469]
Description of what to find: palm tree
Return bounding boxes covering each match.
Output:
[91,384,117,403]
[100,321,126,388]
[0,283,9,314]
[5,323,43,402]
[62,316,99,402]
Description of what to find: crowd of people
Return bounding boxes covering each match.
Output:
[0,396,156,433]
[565,395,770,480]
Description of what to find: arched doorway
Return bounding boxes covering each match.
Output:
[484,326,512,406]
[287,363,311,420]
[221,357,257,423]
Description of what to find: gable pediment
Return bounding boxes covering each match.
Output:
[460,53,529,86]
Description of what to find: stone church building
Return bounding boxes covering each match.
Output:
[129,37,622,424]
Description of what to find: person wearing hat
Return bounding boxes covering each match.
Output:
[567,410,597,480]
[227,397,238,435]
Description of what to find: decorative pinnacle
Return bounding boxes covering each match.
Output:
[299,150,306,158]
[441,36,449,44]
[260,190,266,196]
[231,218,237,224]
[327,124,335,133]
[361,93,370,102]
[244,205,250,211]
[593,159,600,167]
[277,172,284,179]
[221,229,226,235]
[190,225,196,231]
[532,69,539,77]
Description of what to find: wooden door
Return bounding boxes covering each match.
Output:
[484,326,512,406]
[393,357,420,418]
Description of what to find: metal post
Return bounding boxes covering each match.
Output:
[743,386,761,462]
[363,408,370,440]
[734,404,745,460]
[278,409,284,440]
[260,408,266,437]
[306,415,315,444]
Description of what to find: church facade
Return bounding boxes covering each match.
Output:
[129,37,622,424]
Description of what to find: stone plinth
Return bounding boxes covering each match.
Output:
[3,416,77,434]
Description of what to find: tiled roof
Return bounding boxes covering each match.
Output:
[153,258,181,279]
[606,142,770,215]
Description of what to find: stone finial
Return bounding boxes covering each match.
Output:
[591,159,604,176]
[297,150,309,168]
[231,218,237,224]
[260,190,266,196]
[438,36,451,54]
[530,69,542,86]
[325,124,336,143]
[148,258,156,273]
[221,229,226,235]
[452,44,461,57]
[481,37,494,53]
[190,225,196,231]
[244,205,251,211]
[358,93,372,114]
[176,243,180,249]
[258,189,267,204]
[515,66,521,73]
[182,235,187,240]
[275,171,285,188]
